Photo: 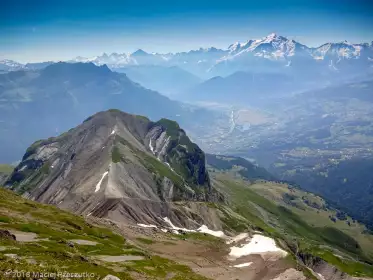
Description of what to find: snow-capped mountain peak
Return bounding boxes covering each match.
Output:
[0,59,25,71]
[0,59,24,67]
[222,33,310,61]
[312,41,370,60]
[266,32,278,39]
[228,42,241,51]
[2,33,372,74]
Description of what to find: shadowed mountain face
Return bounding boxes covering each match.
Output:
[182,71,299,105]
[0,62,220,163]
[5,110,222,227]
[206,154,276,181]
[114,65,202,97]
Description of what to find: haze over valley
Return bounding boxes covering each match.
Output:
[1,1,373,279]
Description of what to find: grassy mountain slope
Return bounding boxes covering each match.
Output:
[0,164,13,185]
[212,174,373,277]
[0,188,206,280]
[206,155,373,278]
[206,154,276,181]
[274,158,373,231]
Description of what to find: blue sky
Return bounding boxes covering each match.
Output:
[1,0,373,62]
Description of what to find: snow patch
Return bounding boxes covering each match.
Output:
[197,225,226,238]
[161,229,168,233]
[138,224,157,228]
[110,129,115,135]
[232,262,252,268]
[163,217,196,233]
[149,139,155,154]
[165,162,174,171]
[19,165,27,172]
[229,234,287,259]
[87,212,92,217]
[317,273,326,280]
[162,218,228,238]
[95,171,109,193]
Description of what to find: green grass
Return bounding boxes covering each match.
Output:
[114,134,194,200]
[107,109,122,113]
[221,214,250,232]
[140,153,183,187]
[0,164,14,174]
[0,187,209,280]
[135,115,150,122]
[212,176,373,276]
[0,216,11,223]
[40,163,50,174]
[173,232,223,245]
[218,178,365,249]
[136,237,155,245]
[121,255,208,280]
[318,227,361,254]
[305,247,373,277]
[155,119,180,140]
[111,145,122,163]
[248,181,373,259]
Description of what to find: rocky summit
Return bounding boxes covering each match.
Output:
[5,109,222,228]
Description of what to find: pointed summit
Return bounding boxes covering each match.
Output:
[132,49,149,56]
[267,32,278,39]
[263,32,289,42]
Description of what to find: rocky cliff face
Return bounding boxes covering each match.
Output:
[146,119,213,200]
[297,252,371,280]
[5,109,222,228]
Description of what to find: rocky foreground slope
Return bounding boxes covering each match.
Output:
[0,187,208,280]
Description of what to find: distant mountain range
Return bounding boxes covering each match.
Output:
[114,65,202,96]
[71,47,226,78]
[2,33,372,79]
[72,34,373,74]
[0,62,221,162]
[0,60,54,71]
[181,71,299,105]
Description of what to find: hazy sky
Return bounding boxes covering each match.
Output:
[1,0,373,63]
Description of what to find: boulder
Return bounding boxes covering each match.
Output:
[0,229,16,241]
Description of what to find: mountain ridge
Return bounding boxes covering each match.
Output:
[3,33,372,76]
